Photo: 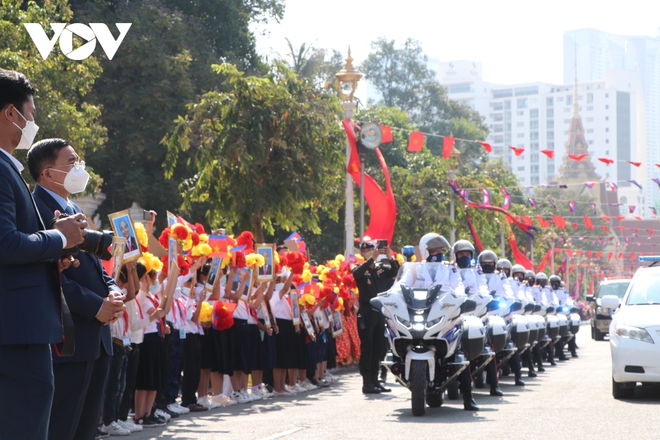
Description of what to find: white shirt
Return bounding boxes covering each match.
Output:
[458,267,489,298]
[126,295,150,344]
[270,286,293,320]
[137,290,160,334]
[398,262,464,292]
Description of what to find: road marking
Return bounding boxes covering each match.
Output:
[257,427,305,440]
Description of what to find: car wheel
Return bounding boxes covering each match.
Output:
[590,324,595,340]
[594,327,605,341]
[612,378,635,399]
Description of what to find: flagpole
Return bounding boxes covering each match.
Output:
[551,239,555,273]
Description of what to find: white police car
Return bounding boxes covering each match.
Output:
[602,256,660,399]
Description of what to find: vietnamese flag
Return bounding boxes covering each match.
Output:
[540,149,554,159]
[598,157,614,165]
[442,136,455,158]
[583,216,594,229]
[478,141,492,153]
[407,131,424,152]
[552,216,566,230]
[380,125,393,143]
[627,160,642,167]
[569,153,588,161]
[607,252,614,260]
[509,146,525,156]
[207,235,228,258]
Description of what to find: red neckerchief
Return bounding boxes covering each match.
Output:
[145,293,164,337]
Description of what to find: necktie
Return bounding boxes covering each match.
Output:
[64,203,75,215]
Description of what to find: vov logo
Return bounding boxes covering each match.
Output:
[24,23,132,60]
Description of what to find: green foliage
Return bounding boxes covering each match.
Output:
[164,62,345,243]
[283,39,344,88]
[0,0,106,192]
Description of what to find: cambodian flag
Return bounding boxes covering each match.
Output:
[606,181,618,191]
[629,205,636,214]
[653,178,660,188]
[569,201,576,213]
[629,180,642,190]
[651,207,657,218]
[591,202,597,213]
[482,188,491,206]
[500,187,510,209]
[549,198,557,210]
[285,232,302,242]
[528,197,537,208]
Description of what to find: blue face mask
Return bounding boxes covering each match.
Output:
[427,253,444,262]
[182,287,191,296]
[149,281,159,293]
[456,255,471,268]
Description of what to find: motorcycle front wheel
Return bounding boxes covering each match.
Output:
[410,360,428,416]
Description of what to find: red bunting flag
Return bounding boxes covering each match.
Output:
[616,215,625,221]
[583,216,594,229]
[509,146,525,156]
[478,141,492,153]
[607,252,614,260]
[586,251,593,258]
[596,251,602,259]
[601,215,611,222]
[615,225,627,230]
[656,164,660,169]
[536,216,550,228]
[572,222,579,230]
[629,253,636,260]
[618,252,624,259]
[540,149,554,158]
[576,250,583,255]
[442,136,455,158]
[598,157,614,165]
[380,125,393,143]
[552,216,566,230]
[627,161,642,167]
[521,216,533,226]
[407,131,424,152]
[646,229,655,235]
[568,153,588,161]
[601,225,609,233]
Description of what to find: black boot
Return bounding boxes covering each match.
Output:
[362,378,381,394]
[372,374,390,392]
[515,372,525,386]
[490,383,503,396]
[379,366,387,383]
[463,391,480,411]
[528,368,537,378]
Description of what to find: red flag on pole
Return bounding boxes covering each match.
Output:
[478,141,492,153]
[407,131,424,152]
[442,136,455,158]
[380,125,393,143]
[536,249,553,272]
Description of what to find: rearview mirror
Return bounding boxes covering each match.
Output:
[370,297,383,313]
[600,295,620,309]
[586,295,595,302]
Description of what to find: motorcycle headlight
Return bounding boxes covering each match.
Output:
[426,316,444,329]
[559,306,570,314]
[596,306,609,316]
[412,323,425,332]
[615,324,654,344]
[395,315,411,328]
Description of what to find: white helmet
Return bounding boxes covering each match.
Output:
[419,233,450,259]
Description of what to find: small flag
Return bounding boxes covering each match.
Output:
[481,188,491,206]
[591,202,597,213]
[601,215,611,222]
[559,184,568,189]
[540,149,554,158]
[549,198,557,210]
[569,201,576,213]
[407,131,424,152]
[442,136,455,158]
[528,197,537,208]
[380,125,393,143]
[606,181,618,191]
[583,216,594,229]
[598,157,614,165]
[629,205,636,214]
[568,153,588,161]
[478,141,492,153]
[584,181,596,188]
[653,178,660,188]
[627,160,642,167]
[651,207,657,218]
[629,180,642,190]
[509,146,525,156]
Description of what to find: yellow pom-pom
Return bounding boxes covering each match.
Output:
[395,253,404,264]
[273,251,280,264]
[192,243,212,257]
[134,222,148,249]
[299,293,316,306]
[199,233,209,244]
[170,223,192,242]
[245,253,265,269]
[335,254,345,262]
[411,255,417,262]
[199,302,213,323]
[301,269,312,283]
[327,260,337,268]
[182,238,193,251]
[139,252,163,273]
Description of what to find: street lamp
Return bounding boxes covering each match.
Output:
[335,48,363,257]
[447,144,461,260]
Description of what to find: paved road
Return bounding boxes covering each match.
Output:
[129,326,659,439]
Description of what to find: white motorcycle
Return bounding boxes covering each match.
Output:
[371,262,485,416]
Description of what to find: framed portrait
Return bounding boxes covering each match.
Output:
[111,237,126,282]
[205,257,223,294]
[166,211,178,265]
[108,210,141,262]
[256,244,274,282]
[324,307,334,325]
[234,268,253,302]
[260,302,272,329]
[290,290,300,326]
[331,311,344,337]
[300,310,315,338]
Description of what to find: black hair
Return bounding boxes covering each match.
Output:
[26,138,70,181]
[119,262,147,283]
[0,69,35,113]
[198,260,212,278]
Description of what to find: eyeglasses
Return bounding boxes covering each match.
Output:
[49,161,86,171]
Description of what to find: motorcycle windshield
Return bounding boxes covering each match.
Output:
[393,263,450,309]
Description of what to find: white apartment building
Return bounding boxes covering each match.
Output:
[564,28,660,215]
[438,60,640,213]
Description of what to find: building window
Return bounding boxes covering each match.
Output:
[557,97,564,102]
[531,154,539,163]
[494,135,503,143]
[564,130,568,135]
[530,132,539,140]
[493,113,503,121]
[605,93,609,98]
[531,143,539,151]
[547,132,554,140]
[605,150,609,155]
[504,134,512,143]
[517,98,528,108]
[517,133,525,138]
[493,102,504,111]
[587,106,593,111]
[587,117,593,122]
[587,129,594,133]
[515,86,539,96]
[588,140,594,145]
[531,165,539,172]
[547,165,554,174]
[494,124,503,133]
[564,119,571,123]
[564,108,570,113]
[504,123,511,132]
[517,166,525,171]
[605,116,609,121]
[606,139,609,143]
[493,89,513,98]
[517,121,525,127]
[504,100,511,110]
[504,111,511,121]
[605,105,609,109]
[566,95,573,105]
[587,93,593,104]
[530,109,539,119]
[531,176,539,185]
[605,127,609,132]
[449,85,471,94]
[530,120,539,129]
[517,110,524,116]
[546,97,553,107]
[547,109,554,117]
[547,121,554,129]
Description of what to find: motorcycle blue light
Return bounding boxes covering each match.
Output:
[498,301,507,309]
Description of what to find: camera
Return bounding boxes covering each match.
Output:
[143,210,153,221]
[377,239,388,249]
[50,213,115,260]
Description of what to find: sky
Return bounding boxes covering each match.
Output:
[254,0,660,89]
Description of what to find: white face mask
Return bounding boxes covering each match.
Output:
[50,161,90,194]
[219,275,227,286]
[8,107,39,150]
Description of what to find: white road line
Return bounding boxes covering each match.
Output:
[257,427,305,440]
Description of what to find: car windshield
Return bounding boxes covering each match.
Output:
[597,281,630,299]
[626,272,660,305]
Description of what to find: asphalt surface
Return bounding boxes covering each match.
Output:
[128,325,660,440]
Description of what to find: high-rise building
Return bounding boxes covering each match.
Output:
[564,28,660,216]
[438,60,639,213]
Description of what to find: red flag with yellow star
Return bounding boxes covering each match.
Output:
[442,136,455,158]
[407,131,424,152]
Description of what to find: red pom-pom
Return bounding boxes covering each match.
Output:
[195,223,206,235]
[172,224,189,241]
[191,232,200,247]
[292,274,303,286]
[278,253,288,268]
[158,227,171,249]
[236,231,254,249]
[286,251,305,275]
[177,255,190,276]
[341,273,356,290]
[234,252,246,269]
[212,302,235,331]
[160,254,169,275]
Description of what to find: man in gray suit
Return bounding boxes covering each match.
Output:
[0,69,87,440]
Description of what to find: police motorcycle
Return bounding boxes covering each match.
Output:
[452,241,506,394]
[549,276,580,360]
[533,273,564,365]
[371,234,485,416]
[509,264,542,377]
[477,252,527,384]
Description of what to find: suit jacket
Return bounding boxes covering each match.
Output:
[0,153,63,345]
[33,185,115,362]
[124,236,138,253]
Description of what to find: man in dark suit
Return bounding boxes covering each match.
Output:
[28,138,126,440]
[119,219,138,253]
[0,69,87,440]
[259,250,272,276]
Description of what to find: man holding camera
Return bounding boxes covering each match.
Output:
[28,138,126,440]
[352,239,399,394]
[0,70,89,440]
